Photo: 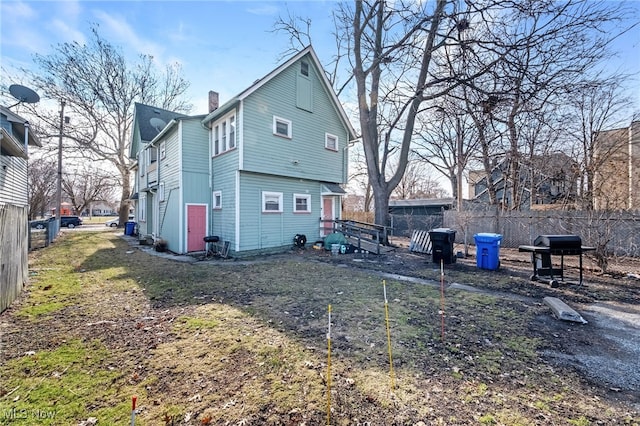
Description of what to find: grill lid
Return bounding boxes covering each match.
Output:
[534,235,582,249]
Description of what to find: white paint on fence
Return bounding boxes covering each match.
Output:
[409,230,432,254]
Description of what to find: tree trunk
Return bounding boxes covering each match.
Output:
[372,180,391,243]
[119,165,131,226]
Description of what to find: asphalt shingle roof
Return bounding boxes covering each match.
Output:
[134,102,188,142]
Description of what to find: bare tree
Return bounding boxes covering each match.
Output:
[391,160,448,200]
[413,98,479,207]
[348,0,450,233]
[62,165,116,218]
[27,157,57,219]
[19,25,191,227]
[278,0,633,226]
[564,77,635,210]
[474,1,630,210]
[276,1,501,233]
[347,146,374,212]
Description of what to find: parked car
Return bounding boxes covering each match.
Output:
[105,216,134,227]
[61,216,83,228]
[30,217,54,229]
[105,217,119,227]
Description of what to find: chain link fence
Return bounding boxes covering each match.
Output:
[390,212,445,238]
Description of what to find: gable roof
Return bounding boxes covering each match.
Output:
[148,113,208,146]
[202,45,356,139]
[133,102,189,143]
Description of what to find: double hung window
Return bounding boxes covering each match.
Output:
[262,192,283,213]
[273,116,292,139]
[293,194,311,213]
[212,113,236,156]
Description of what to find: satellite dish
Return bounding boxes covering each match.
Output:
[9,84,40,105]
[150,117,167,132]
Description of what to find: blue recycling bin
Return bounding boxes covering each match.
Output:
[124,221,136,236]
[474,233,502,270]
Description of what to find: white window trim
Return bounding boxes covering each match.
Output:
[213,125,220,156]
[213,190,222,210]
[293,193,311,213]
[229,115,236,149]
[262,191,283,213]
[212,112,237,156]
[222,121,227,152]
[159,182,165,202]
[147,145,158,164]
[273,116,292,139]
[325,133,338,151]
[139,193,147,222]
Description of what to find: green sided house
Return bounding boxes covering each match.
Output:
[130,45,355,256]
[129,104,209,251]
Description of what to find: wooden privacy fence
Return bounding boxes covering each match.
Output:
[442,209,640,257]
[0,203,29,312]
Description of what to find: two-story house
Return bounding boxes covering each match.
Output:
[468,152,579,210]
[129,103,199,244]
[130,46,355,256]
[593,121,640,210]
[1,105,41,311]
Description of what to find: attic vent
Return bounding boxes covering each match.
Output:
[301,61,309,77]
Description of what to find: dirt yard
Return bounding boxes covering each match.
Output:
[313,241,640,405]
[1,232,639,425]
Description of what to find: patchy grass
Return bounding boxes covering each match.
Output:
[20,232,115,319]
[0,339,135,425]
[0,232,638,425]
[136,304,326,424]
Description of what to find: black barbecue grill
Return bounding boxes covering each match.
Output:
[518,235,595,287]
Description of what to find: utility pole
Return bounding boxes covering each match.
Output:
[456,114,463,212]
[56,99,65,231]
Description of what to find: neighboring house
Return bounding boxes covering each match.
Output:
[1,105,41,312]
[81,201,119,216]
[130,46,355,256]
[468,153,578,210]
[129,103,191,243]
[593,121,640,210]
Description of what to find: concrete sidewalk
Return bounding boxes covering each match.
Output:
[118,233,198,263]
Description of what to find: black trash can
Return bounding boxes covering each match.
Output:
[429,228,456,264]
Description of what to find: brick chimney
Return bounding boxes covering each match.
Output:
[208,91,219,113]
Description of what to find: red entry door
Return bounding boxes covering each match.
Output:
[187,205,207,252]
[321,197,334,236]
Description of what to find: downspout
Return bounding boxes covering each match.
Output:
[24,121,29,155]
